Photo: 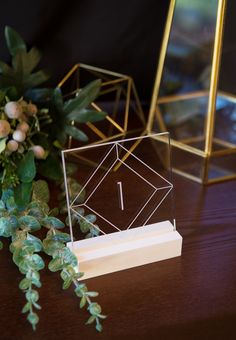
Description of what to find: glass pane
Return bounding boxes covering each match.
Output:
[215,0,236,149]
[157,0,219,149]
[62,133,175,242]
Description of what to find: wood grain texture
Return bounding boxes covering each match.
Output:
[0,174,236,340]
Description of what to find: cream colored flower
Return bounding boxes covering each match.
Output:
[4,101,23,119]
[0,120,11,137]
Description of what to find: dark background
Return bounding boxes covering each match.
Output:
[0,0,170,102]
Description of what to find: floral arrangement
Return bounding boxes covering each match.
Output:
[0,26,107,332]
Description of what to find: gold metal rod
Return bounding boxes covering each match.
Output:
[124,79,132,131]
[147,0,176,132]
[155,106,166,131]
[106,115,124,133]
[101,78,129,87]
[113,132,145,172]
[79,63,128,78]
[157,90,209,104]
[204,0,226,155]
[211,148,236,157]
[172,168,203,184]
[218,90,236,102]
[170,139,206,157]
[213,137,236,149]
[178,135,205,144]
[89,133,125,145]
[58,64,79,87]
[91,102,124,133]
[130,81,146,125]
[207,174,236,184]
[86,122,107,139]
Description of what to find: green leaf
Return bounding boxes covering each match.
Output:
[5,26,26,56]
[64,125,88,142]
[17,151,36,183]
[86,315,96,325]
[14,182,32,210]
[88,302,102,316]
[0,216,17,237]
[64,79,101,113]
[62,277,73,290]
[19,278,31,290]
[0,61,14,77]
[86,291,99,298]
[32,180,50,203]
[96,323,103,332]
[26,289,39,303]
[27,312,39,330]
[51,231,71,243]
[0,240,3,250]
[18,215,41,232]
[67,108,106,123]
[25,87,53,103]
[24,69,50,89]
[22,302,31,314]
[24,47,42,74]
[53,87,64,112]
[80,296,87,308]
[25,234,43,252]
[43,238,64,256]
[37,154,63,181]
[42,216,64,229]
[30,254,45,271]
[0,138,7,153]
[48,257,63,272]
[60,247,78,267]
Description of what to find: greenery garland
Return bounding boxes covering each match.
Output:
[0,26,107,332]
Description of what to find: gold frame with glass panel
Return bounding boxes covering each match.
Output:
[147,0,236,184]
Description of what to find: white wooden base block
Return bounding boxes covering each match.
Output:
[67,220,182,280]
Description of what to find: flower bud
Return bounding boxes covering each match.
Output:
[19,100,28,112]
[26,103,38,116]
[7,140,18,152]
[4,101,23,119]
[0,120,11,138]
[17,144,24,154]
[16,122,30,133]
[12,130,26,142]
[31,145,46,159]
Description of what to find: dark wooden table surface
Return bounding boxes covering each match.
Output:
[0,174,236,340]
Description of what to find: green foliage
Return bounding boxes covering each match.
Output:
[44,228,106,331]
[32,180,50,203]
[0,25,106,333]
[37,154,63,181]
[0,26,49,97]
[50,82,107,146]
[16,151,36,183]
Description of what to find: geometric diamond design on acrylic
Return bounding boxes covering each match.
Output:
[62,133,173,239]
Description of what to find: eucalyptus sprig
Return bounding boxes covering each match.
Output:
[43,226,106,332]
[0,188,45,330]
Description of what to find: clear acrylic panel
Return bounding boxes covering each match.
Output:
[61,133,175,243]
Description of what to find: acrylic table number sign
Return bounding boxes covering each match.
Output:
[61,133,182,280]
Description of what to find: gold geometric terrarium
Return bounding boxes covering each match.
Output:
[147,0,236,184]
[58,63,145,148]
